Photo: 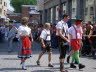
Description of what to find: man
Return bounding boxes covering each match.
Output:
[68,19,85,69]
[56,14,70,72]
[7,25,17,52]
[36,23,53,67]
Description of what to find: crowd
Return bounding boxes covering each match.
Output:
[0,15,96,72]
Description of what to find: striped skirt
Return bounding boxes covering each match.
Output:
[18,37,32,58]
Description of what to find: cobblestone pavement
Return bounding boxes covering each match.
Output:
[0,41,96,72]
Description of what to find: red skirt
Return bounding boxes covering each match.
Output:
[71,39,81,51]
[22,37,32,54]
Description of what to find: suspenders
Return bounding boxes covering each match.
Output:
[61,22,68,37]
[73,26,82,39]
[44,30,50,41]
[73,26,78,39]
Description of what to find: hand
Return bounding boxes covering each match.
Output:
[42,44,46,48]
[66,40,70,46]
[13,26,17,30]
[31,39,33,42]
[88,35,91,39]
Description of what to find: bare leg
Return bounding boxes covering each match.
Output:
[37,52,44,61]
[48,51,52,64]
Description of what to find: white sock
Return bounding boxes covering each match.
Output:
[22,62,25,67]
[49,62,51,64]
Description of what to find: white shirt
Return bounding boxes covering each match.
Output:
[40,29,51,41]
[56,20,68,36]
[17,25,31,37]
[68,25,83,39]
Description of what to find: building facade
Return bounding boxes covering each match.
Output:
[84,0,95,23]
[0,0,7,19]
[0,0,7,24]
[37,0,96,24]
[22,5,40,25]
[7,5,40,25]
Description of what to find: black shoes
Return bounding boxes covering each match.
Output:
[48,64,54,67]
[37,61,54,67]
[70,63,76,68]
[70,63,85,69]
[36,61,40,66]
[67,56,70,63]
[79,64,85,69]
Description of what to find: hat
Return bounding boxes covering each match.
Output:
[75,16,83,25]
[75,16,83,22]
[21,17,29,23]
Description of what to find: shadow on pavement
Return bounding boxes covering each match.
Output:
[53,62,69,66]
[31,70,54,72]
[27,65,39,68]
[0,68,22,71]
[2,58,20,60]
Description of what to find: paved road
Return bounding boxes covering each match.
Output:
[0,41,96,72]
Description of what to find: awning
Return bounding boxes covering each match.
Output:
[0,16,6,19]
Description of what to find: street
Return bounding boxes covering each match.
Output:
[0,41,96,72]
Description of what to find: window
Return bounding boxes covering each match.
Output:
[90,7,94,11]
[0,0,2,4]
[90,7,94,15]
[30,15,33,17]
[72,8,75,13]
[85,8,88,15]
[86,0,88,1]
[4,10,6,15]
[0,8,2,14]
[73,0,75,3]
[63,10,66,14]
[4,2,6,6]
[63,2,66,6]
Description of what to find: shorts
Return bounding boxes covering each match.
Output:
[42,41,52,53]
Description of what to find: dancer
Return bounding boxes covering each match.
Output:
[56,14,70,72]
[68,19,85,69]
[17,17,32,70]
[36,23,53,67]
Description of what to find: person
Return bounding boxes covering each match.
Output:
[0,25,5,42]
[56,14,70,72]
[82,22,93,56]
[36,23,53,67]
[88,24,96,59]
[17,17,32,70]
[7,25,17,52]
[68,19,85,69]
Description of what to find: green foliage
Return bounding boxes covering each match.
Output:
[10,0,37,13]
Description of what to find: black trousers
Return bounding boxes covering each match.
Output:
[59,42,68,59]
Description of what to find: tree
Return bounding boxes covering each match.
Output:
[10,0,37,13]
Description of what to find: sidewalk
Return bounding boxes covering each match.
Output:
[0,51,96,72]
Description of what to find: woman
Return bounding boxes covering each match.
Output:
[17,17,33,70]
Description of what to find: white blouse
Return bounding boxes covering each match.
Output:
[17,25,31,37]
